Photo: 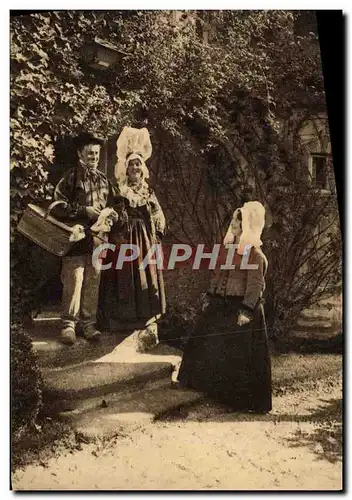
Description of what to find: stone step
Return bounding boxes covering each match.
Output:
[43,359,173,405]
[28,309,196,440]
[300,309,334,322]
[42,340,183,414]
[295,317,335,330]
[291,328,342,340]
[56,379,203,439]
[316,295,342,310]
[28,322,132,369]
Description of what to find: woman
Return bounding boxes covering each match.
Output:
[98,127,166,352]
[177,201,272,413]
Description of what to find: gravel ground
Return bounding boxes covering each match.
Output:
[12,367,342,491]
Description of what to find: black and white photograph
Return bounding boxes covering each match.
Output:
[9,9,343,491]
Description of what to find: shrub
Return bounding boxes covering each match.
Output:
[158,302,201,349]
[11,324,43,439]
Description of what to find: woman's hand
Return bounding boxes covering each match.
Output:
[200,292,210,312]
[237,313,251,326]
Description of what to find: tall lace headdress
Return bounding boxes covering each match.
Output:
[115,127,153,184]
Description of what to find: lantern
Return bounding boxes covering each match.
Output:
[82,37,128,70]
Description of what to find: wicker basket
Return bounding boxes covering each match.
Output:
[17,201,77,257]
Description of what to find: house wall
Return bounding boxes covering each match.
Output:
[297,116,342,331]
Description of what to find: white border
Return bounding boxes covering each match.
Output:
[346,6,351,499]
[1,6,10,498]
[4,2,351,9]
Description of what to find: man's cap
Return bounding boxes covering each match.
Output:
[74,133,104,150]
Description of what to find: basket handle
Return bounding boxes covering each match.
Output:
[44,200,68,219]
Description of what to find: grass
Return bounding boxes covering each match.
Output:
[272,353,342,395]
[11,419,92,473]
[272,333,342,355]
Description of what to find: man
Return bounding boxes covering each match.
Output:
[52,133,111,345]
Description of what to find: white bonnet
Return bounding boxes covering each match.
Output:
[223,201,266,255]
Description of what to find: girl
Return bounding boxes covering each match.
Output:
[177,201,272,413]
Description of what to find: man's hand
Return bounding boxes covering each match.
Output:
[85,206,101,221]
[237,313,251,326]
[91,208,118,233]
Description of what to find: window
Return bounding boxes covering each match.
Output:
[310,154,328,189]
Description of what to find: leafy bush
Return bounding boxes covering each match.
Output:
[12,420,87,472]
[11,324,43,439]
[158,303,200,349]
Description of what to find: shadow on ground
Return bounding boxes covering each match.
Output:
[286,398,342,464]
[156,396,343,464]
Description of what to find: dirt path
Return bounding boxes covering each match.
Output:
[12,372,342,491]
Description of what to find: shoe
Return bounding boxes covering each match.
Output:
[170,381,182,390]
[249,408,271,415]
[83,326,102,342]
[60,326,76,345]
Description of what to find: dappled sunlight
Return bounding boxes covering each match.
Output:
[95,333,182,366]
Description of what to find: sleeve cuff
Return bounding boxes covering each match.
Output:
[239,304,254,320]
[76,205,86,217]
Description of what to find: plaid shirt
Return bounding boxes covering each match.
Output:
[52,166,112,256]
[53,166,111,225]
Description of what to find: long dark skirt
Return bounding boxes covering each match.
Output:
[178,294,272,413]
[98,219,166,330]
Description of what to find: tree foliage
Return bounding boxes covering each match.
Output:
[10,11,341,336]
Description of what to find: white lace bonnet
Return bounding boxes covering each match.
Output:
[223,201,266,255]
[115,127,153,183]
